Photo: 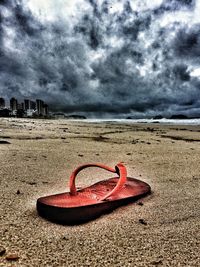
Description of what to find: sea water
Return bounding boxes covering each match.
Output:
[81,118,200,125]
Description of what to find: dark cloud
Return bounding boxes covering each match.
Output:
[75,15,102,49]
[14,4,42,37]
[154,0,195,15]
[173,25,200,59]
[173,64,190,81]
[0,0,200,118]
[0,0,11,6]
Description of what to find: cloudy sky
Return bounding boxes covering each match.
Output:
[0,0,200,117]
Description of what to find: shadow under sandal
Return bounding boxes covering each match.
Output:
[37,162,151,224]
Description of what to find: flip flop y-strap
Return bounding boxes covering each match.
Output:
[69,163,127,201]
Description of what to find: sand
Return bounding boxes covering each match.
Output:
[0,118,200,267]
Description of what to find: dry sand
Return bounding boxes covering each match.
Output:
[0,118,200,267]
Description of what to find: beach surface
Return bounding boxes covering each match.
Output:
[0,118,200,267]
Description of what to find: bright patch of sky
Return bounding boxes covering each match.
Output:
[190,68,200,78]
[129,0,163,11]
[26,0,91,22]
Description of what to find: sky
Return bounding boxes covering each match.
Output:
[0,0,200,118]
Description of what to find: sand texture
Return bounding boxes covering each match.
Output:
[0,118,200,267]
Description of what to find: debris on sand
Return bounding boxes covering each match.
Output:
[0,140,10,144]
[0,247,6,256]
[139,219,147,225]
[6,254,19,261]
[93,135,109,142]
[27,182,37,185]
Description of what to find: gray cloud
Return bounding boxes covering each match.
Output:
[173,24,200,59]
[0,0,200,118]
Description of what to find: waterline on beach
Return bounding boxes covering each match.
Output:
[77,118,200,125]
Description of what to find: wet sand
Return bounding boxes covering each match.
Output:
[0,118,200,266]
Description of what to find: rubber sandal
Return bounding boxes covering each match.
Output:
[37,163,151,224]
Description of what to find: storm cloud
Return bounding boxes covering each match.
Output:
[0,0,200,117]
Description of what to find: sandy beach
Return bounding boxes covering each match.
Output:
[0,118,200,267]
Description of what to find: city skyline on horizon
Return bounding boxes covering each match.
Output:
[0,96,49,107]
[0,96,49,117]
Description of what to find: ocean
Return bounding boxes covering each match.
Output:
[82,118,200,125]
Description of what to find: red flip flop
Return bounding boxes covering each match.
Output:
[37,163,151,224]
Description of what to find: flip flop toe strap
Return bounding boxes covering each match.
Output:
[69,163,127,201]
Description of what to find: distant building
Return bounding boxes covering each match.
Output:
[10,97,18,115]
[10,97,18,111]
[0,97,49,117]
[16,108,25,118]
[43,104,49,116]
[21,102,25,110]
[30,101,36,110]
[24,99,36,117]
[24,99,30,110]
[0,108,10,117]
[17,103,23,110]
[36,99,44,115]
[0,97,5,109]
[24,99,36,110]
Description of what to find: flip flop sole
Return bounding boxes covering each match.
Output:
[37,177,151,224]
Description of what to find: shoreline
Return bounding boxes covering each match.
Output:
[1,116,200,126]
